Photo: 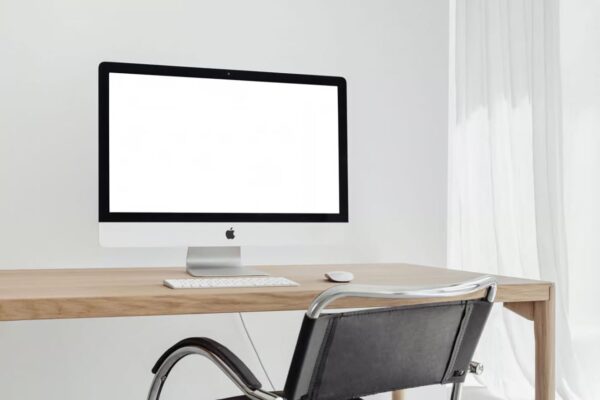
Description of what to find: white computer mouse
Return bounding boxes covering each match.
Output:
[324,271,354,283]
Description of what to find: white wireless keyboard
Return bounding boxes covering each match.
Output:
[163,276,299,289]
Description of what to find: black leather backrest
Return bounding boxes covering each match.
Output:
[284,300,492,400]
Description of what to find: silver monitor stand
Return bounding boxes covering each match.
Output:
[186,247,268,277]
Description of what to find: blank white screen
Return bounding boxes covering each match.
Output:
[109,73,340,214]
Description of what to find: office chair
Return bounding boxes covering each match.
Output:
[148,276,497,400]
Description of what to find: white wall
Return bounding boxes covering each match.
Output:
[0,1,449,399]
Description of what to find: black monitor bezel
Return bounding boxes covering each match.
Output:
[99,62,348,223]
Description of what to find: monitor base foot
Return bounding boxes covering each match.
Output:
[185,247,268,277]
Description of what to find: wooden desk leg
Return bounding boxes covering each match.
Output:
[533,285,555,400]
[392,390,406,400]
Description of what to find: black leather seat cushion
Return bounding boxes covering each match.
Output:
[219,391,284,400]
[219,392,364,400]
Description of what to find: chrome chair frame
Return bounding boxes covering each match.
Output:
[147,276,496,400]
[147,346,282,400]
[307,276,497,319]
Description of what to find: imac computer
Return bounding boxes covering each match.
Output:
[99,62,348,276]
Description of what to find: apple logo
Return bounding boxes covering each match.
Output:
[225,227,235,240]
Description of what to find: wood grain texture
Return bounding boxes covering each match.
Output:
[505,301,535,321]
[0,263,552,321]
[391,390,406,400]
[534,284,556,400]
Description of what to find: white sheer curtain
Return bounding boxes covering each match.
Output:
[561,0,600,396]
[448,0,593,398]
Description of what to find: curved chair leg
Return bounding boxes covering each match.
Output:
[147,345,280,400]
[450,382,463,400]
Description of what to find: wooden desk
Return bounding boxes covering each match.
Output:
[0,263,554,400]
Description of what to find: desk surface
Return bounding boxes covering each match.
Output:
[0,263,551,321]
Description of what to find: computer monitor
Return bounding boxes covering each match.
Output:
[98,62,348,276]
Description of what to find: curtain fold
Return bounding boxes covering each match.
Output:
[448,0,591,398]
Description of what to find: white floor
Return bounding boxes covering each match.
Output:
[402,386,502,400]
[461,388,503,400]
[572,325,600,397]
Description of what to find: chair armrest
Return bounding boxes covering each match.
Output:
[151,337,263,390]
